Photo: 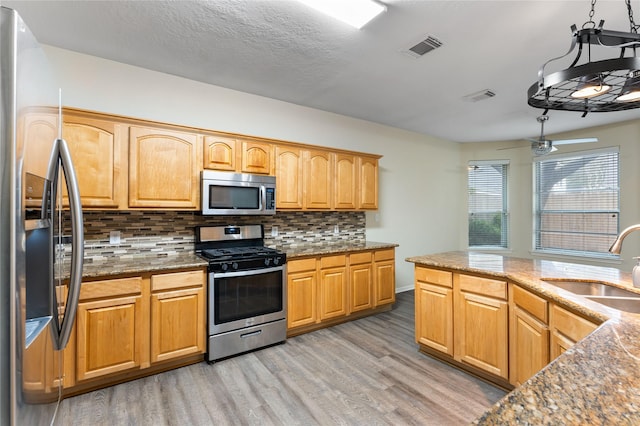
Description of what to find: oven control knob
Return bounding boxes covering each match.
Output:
[273,257,280,265]
[232,262,238,270]
[264,258,271,266]
[221,263,228,271]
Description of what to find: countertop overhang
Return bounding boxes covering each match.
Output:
[407,251,640,424]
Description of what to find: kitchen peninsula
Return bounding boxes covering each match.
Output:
[406,251,640,424]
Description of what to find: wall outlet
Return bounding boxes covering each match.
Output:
[109,230,121,245]
[333,224,339,234]
[271,226,278,237]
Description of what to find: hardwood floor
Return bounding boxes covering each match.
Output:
[54,291,506,425]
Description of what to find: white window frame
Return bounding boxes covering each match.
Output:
[533,147,620,259]
[468,160,509,250]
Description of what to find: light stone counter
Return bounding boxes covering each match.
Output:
[277,241,398,259]
[405,251,640,424]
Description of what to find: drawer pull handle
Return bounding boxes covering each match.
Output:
[241,330,262,339]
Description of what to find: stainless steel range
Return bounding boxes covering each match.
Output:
[195,224,287,362]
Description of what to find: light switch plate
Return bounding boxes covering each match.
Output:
[271,226,278,237]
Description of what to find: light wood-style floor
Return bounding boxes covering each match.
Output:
[54,291,506,425]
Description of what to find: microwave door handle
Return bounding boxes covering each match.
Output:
[53,138,84,350]
[260,185,266,211]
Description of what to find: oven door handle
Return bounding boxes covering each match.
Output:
[212,265,285,278]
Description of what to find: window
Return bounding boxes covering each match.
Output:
[534,148,619,258]
[468,161,509,248]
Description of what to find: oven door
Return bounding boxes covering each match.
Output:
[209,265,286,335]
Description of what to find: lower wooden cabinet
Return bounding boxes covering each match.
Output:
[287,258,318,329]
[72,268,206,388]
[414,267,453,356]
[287,248,395,335]
[509,285,549,386]
[76,277,145,381]
[550,304,598,361]
[349,252,373,313]
[319,255,348,320]
[150,270,206,363]
[453,274,508,380]
[413,265,602,388]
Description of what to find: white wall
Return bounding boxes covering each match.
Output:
[460,119,640,273]
[44,46,462,291]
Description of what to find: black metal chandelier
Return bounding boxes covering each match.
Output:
[527,0,640,115]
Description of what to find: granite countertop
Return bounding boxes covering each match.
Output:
[406,251,640,424]
[60,252,209,280]
[276,241,399,259]
[66,241,398,280]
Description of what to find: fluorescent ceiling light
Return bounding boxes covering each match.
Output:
[296,0,386,29]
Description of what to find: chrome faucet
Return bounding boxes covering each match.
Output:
[609,224,640,288]
[609,224,640,254]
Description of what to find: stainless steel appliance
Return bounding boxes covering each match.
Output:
[201,171,276,215]
[195,225,286,362]
[0,7,84,425]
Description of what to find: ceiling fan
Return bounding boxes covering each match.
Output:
[526,115,598,156]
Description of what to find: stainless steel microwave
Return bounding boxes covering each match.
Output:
[201,171,276,215]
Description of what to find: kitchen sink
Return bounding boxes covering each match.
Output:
[542,279,640,314]
[583,296,640,314]
[542,279,640,298]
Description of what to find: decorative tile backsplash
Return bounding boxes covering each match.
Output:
[70,211,365,261]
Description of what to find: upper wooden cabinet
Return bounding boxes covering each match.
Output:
[129,126,201,209]
[203,135,238,171]
[334,154,357,209]
[241,140,272,174]
[275,145,304,209]
[21,112,57,179]
[63,114,127,208]
[304,150,333,210]
[358,156,379,210]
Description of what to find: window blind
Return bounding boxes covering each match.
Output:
[468,161,508,248]
[534,148,619,257]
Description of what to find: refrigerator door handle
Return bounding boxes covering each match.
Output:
[49,138,84,350]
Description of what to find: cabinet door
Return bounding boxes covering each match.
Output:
[319,265,348,320]
[241,140,271,174]
[416,281,454,355]
[358,156,378,209]
[203,135,237,171]
[511,307,549,386]
[21,112,57,180]
[454,276,508,379]
[275,145,304,209]
[129,126,200,208]
[150,270,206,363]
[334,154,357,210]
[75,277,145,381]
[304,150,332,209]
[287,259,318,329]
[76,294,143,381]
[63,114,126,208]
[374,249,395,306]
[549,304,598,361]
[350,261,373,313]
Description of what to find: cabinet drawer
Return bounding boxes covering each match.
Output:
[349,252,372,265]
[79,277,142,301]
[287,257,317,273]
[320,255,347,269]
[415,267,452,288]
[512,285,548,323]
[551,304,598,343]
[151,269,205,292]
[457,274,506,300]
[374,249,395,262]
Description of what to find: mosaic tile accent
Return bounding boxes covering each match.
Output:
[63,210,365,261]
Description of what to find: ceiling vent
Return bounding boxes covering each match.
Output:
[402,35,442,58]
[462,89,496,102]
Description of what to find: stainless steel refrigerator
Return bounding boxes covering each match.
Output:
[0,6,84,425]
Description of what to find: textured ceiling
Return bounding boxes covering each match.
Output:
[6,0,640,142]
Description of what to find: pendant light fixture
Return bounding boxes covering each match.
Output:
[528,0,640,115]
